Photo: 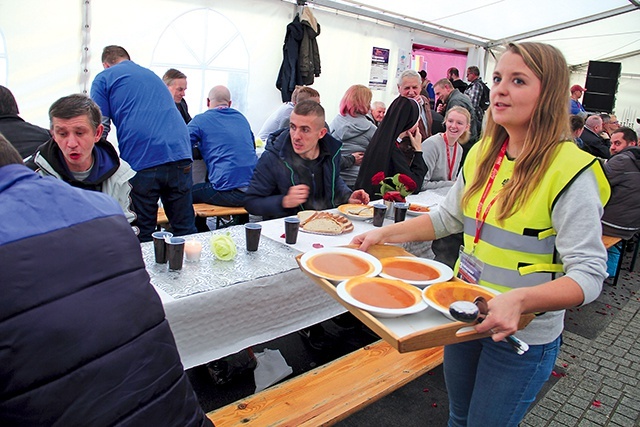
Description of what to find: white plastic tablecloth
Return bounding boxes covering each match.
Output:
[151,187,451,369]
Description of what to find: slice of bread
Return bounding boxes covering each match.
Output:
[298,210,318,225]
[304,217,343,234]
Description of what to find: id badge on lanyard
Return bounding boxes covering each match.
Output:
[456,140,509,284]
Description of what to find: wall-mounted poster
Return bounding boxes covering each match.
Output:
[396,48,409,78]
[369,47,389,90]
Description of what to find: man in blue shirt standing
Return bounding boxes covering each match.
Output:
[570,84,588,117]
[189,85,257,207]
[91,45,197,241]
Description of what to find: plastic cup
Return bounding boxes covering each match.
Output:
[394,202,409,223]
[372,204,387,227]
[245,223,262,251]
[184,240,203,262]
[152,231,173,263]
[166,237,186,270]
[284,217,300,244]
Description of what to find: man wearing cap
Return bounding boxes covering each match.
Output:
[570,84,587,117]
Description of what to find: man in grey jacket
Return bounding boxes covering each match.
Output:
[27,94,137,232]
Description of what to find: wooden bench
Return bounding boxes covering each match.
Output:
[157,203,248,228]
[206,340,444,427]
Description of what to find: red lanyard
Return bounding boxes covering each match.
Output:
[473,140,509,247]
[443,133,457,181]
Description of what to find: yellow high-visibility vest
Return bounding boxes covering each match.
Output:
[458,140,610,292]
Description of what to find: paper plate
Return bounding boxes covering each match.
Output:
[300,247,382,281]
[337,204,374,221]
[406,203,432,216]
[336,277,427,318]
[422,281,499,321]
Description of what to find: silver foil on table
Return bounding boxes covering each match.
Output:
[141,225,302,299]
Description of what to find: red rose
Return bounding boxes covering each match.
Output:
[398,174,417,192]
[371,171,386,186]
[383,191,405,202]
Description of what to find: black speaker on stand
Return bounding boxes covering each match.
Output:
[582,61,621,113]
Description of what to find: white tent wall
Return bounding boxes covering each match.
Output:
[0,0,438,135]
[0,0,637,137]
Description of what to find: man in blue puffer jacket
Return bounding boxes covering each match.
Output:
[244,100,368,219]
[0,136,212,427]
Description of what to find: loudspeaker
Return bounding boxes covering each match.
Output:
[583,61,621,113]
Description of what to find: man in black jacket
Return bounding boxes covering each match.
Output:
[601,127,640,278]
[581,115,610,159]
[0,135,212,427]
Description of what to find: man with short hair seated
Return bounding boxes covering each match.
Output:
[245,100,370,350]
[189,85,257,208]
[27,94,137,232]
[245,100,368,219]
[601,127,640,277]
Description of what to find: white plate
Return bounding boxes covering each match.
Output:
[337,204,374,221]
[379,256,453,287]
[422,283,499,321]
[406,203,432,216]
[336,278,427,318]
[300,247,382,281]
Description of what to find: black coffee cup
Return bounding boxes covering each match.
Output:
[372,204,387,227]
[152,231,173,263]
[166,237,186,270]
[284,217,300,244]
[394,202,409,223]
[245,223,262,251]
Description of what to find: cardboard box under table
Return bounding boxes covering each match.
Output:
[298,244,534,353]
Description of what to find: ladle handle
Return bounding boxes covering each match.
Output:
[505,335,529,355]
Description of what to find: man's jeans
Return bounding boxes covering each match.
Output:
[191,183,246,207]
[444,335,560,427]
[130,160,197,241]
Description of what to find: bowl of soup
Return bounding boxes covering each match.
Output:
[336,276,427,318]
[300,247,382,281]
[379,257,453,286]
[422,281,498,320]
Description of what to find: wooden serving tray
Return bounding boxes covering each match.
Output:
[297,244,534,353]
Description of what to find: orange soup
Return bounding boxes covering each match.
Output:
[425,283,494,309]
[382,258,439,281]
[349,280,416,309]
[308,253,371,278]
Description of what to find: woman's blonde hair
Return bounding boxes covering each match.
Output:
[461,42,572,221]
[444,106,471,145]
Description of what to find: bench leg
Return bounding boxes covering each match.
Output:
[613,240,627,287]
[630,236,640,272]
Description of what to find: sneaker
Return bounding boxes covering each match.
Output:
[298,325,335,351]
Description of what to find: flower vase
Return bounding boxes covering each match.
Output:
[383,200,394,218]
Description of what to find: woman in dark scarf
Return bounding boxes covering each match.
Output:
[355,96,427,199]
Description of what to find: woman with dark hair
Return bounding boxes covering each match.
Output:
[352,42,610,426]
[355,96,427,199]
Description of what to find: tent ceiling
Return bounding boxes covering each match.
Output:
[306,0,640,66]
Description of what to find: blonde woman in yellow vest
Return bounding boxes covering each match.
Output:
[352,42,610,427]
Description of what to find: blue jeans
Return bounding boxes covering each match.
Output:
[191,183,246,207]
[444,335,561,427]
[130,160,197,242]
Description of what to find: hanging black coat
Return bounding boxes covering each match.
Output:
[276,15,304,102]
[299,14,321,85]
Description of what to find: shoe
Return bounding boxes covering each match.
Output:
[206,348,257,385]
[298,325,335,351]
[331,313,359,329]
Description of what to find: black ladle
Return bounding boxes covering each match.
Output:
[449,297,529,355]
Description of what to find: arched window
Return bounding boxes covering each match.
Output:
[151,8,250,115]
[0,29,8,85]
